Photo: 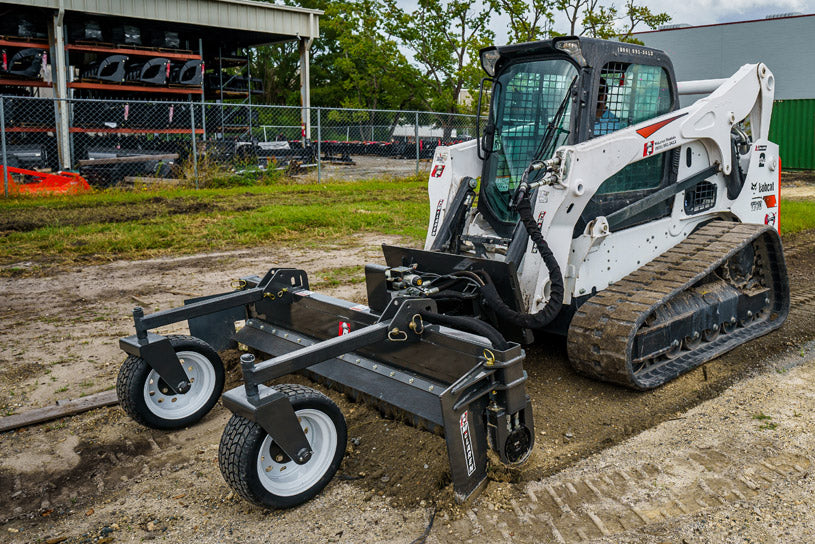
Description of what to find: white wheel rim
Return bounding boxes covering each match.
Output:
[256,408,337,497]
[143,350,216,420]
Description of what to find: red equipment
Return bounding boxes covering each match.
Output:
[1,166,91,195]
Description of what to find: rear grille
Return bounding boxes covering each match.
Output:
[684,181,717,214]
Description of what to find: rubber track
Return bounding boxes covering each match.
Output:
[567,222,789,390]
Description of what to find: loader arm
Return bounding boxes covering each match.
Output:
[521,63,777,306]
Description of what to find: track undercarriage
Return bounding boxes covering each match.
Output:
[568,221,789,389]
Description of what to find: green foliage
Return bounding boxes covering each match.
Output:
[551,0,670,42]
[497,0,554,43]
[385,0,495,118]
[779,200,815,234]
[206,165,285,188]
[254,0,424,111]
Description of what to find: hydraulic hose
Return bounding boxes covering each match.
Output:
[419,311,511,351]
[476,165,565,330]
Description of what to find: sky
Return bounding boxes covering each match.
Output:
[397,0,815,43]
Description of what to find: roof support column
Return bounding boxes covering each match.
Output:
[299,13,315,145]
[299,37,311,143]
[49,5,71,170]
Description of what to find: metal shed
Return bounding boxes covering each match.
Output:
[1,0,321,168]
[633,14,815,169]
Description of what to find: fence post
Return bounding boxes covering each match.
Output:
[190,101,199,189]
[316,107,321,183]
[1,97,7,197]
[415,111,420,175]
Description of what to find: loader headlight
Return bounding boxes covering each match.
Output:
[480,48,500,77]
[554,39,586,66]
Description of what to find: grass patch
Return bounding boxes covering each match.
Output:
[0,175,429,266]
[311,265,366,289]
[780,199,815,234]
[2,182,810,269]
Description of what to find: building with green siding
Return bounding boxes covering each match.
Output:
[634,14,815,170]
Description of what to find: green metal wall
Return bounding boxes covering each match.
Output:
[769,99,815,170]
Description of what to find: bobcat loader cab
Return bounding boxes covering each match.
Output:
[477,38,677,240]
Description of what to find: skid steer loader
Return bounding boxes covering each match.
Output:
[115,37,788,508]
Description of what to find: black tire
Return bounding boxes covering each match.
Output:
[218,384,347,509]
[116,335,225,430]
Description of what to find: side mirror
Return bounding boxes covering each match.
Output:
[476,77,499,160]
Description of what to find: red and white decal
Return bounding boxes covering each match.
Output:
[431,164,445,178]
[643,141,654,157]
[350,304,370,312]
[765,212,776,227]
[459,411,476,476]
[294,289,313,297]
[635,113,688,139]
[430,199,445,236]
[338,321,351,336]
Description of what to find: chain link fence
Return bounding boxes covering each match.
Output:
[1,95,482,194]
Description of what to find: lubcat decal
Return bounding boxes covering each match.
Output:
[431,164,445,178]
[765,212,777,227]
[430,199,445,236]
[636,113,688,139]
[338,321,351,336]
[756,181,775,194]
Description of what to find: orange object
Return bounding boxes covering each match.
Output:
[2,166,91,195]
[762,194,777,208]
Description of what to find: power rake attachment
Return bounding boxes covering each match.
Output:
[117,260,536,507]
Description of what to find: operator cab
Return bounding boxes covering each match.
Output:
[476,37,679,240]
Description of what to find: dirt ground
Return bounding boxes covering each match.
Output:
[0,227,814,544]
[302,156,431,181]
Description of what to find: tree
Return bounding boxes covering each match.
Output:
[555,0,671,42]
[497,0,555,43]
[252,0,424,112]
[329,0,423,112]
[385,0,495,137]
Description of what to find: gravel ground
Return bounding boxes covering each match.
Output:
[0,228,813,543]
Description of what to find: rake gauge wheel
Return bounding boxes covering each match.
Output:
[116,335,225,429]
[218,384,347,509]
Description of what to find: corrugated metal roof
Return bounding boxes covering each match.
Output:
[633,12,814,35]
[633,14,815,101]
[7,0,321,39]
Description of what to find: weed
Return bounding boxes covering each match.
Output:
[759,422,778,431]
[55,386,68,393]
[752,412,772,420]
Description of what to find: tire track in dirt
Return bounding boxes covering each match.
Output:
[443,336,815,543]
